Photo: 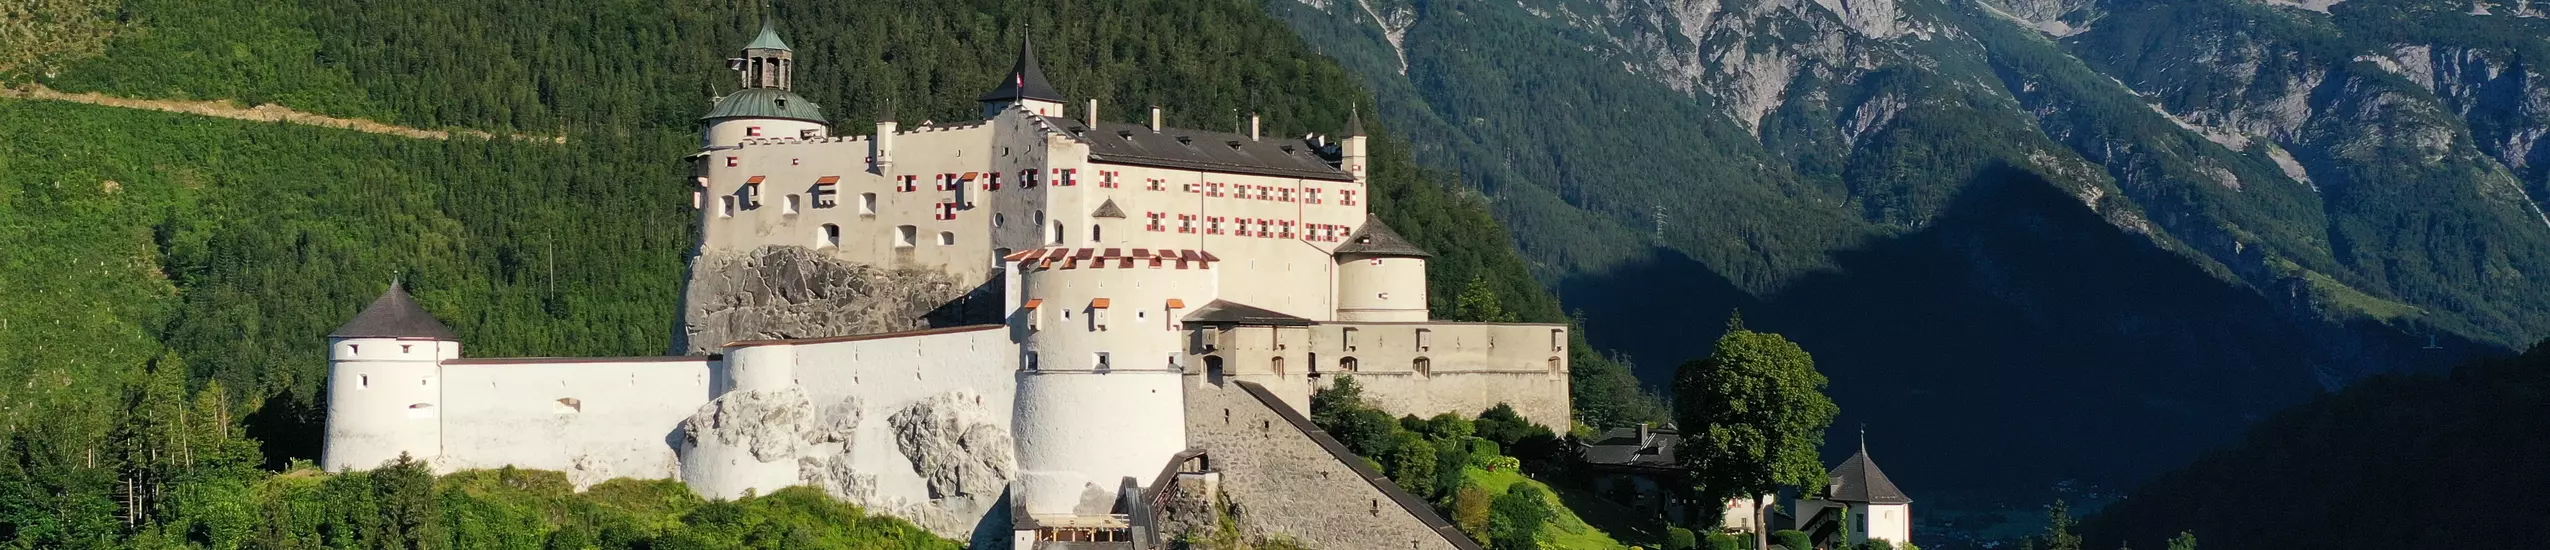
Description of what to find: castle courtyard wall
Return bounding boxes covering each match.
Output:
[1202,323,1573,430]
[437,356,714,486]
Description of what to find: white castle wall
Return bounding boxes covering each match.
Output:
[704,117,826,148]
[436,357,713,486]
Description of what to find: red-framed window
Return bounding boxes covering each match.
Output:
[1145,212,1166,232]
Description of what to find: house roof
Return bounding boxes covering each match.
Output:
[702,87,828,123]
[1333,218,1431,258]
[331,283,459,340]
[743,14,791,51]
[1091,198,1126,218]
[1825,447,1911,504]
[1581,426,1680,470]
[1063,121,1355,182]
[978,38,1065,104]
[1181,299,1315,327]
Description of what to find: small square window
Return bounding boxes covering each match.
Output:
[938,231,956,246]
[785,194,801,214]
[719,196,737,217]
[860,193,879,215]
[1093,352,1112,371]
[895,225,917,248]
[746,126,762,137]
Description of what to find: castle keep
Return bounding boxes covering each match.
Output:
[322,17,1568,548]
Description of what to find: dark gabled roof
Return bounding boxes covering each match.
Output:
[1181,299,1316,327]
[1333,218,1431,258]
[1581,427,1681,470]
[1065,121,1354,182]
[702,87,828,123]
[743,14,791,51]
[1091,198,1126,218]
[978,38,1065,104]
[1825,448,1911,504]
[332,283,459,340]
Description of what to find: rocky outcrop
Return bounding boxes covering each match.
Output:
[675,245,975,354]
[681,387,817,463]
[888,390,1015,500]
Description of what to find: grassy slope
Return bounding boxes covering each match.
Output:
[1465,467,1627,550]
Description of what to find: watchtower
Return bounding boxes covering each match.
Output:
[322,282,460,472]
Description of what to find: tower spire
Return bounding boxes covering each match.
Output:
[1347,103,1367,137]
[978,35,1065,118]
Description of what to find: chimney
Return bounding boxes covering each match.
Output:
[1086,98,1099,126]
[1249,112,1261,141]
[1638,422,1650,445]
[1150,106,1163,133]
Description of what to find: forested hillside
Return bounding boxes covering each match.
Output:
[0,0,1659,545]
[1265,0,2547,498]
[2081,339,2550,548]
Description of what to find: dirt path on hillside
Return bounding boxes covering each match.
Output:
[2,83,565,143]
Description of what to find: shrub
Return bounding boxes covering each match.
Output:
[1773,530,1813,550]
[1452,484,1495,545]
[1488,484,1555,550]
[1707,532,1745,550]
[1425,412,1477,440]
[1433,439,1473,496]
[1389,431,1439,498]
[1667,526,1699,550]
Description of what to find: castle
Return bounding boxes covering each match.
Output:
[321,17,1572,548]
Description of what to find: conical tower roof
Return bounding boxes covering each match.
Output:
[1824,445,1911,504]
[330,282,459,340]
[1334,218,1430,258]
[1347,104,1368,137]
[978,37,1064,104]
[744,14,791,51]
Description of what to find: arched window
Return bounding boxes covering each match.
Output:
[1339,357,1359,372]
[819,224,840,247]
[1051,221,1065,244]
[1412,357,1431,376]
[1270,356,1285,376]
[1205,356,1226,383]
[1092,224,1103,243]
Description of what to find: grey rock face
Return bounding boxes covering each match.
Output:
[680,387,814,463]
[676,246,973,354]
[888,390,1016,500]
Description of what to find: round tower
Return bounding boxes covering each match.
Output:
[1007,247,1215,516]
[1332,219,1432,322]
[323,282,460,472]
[702,15,828,147]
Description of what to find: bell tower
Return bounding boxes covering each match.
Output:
[734,14,795,91]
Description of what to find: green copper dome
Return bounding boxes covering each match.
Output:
[702,88,827,123]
